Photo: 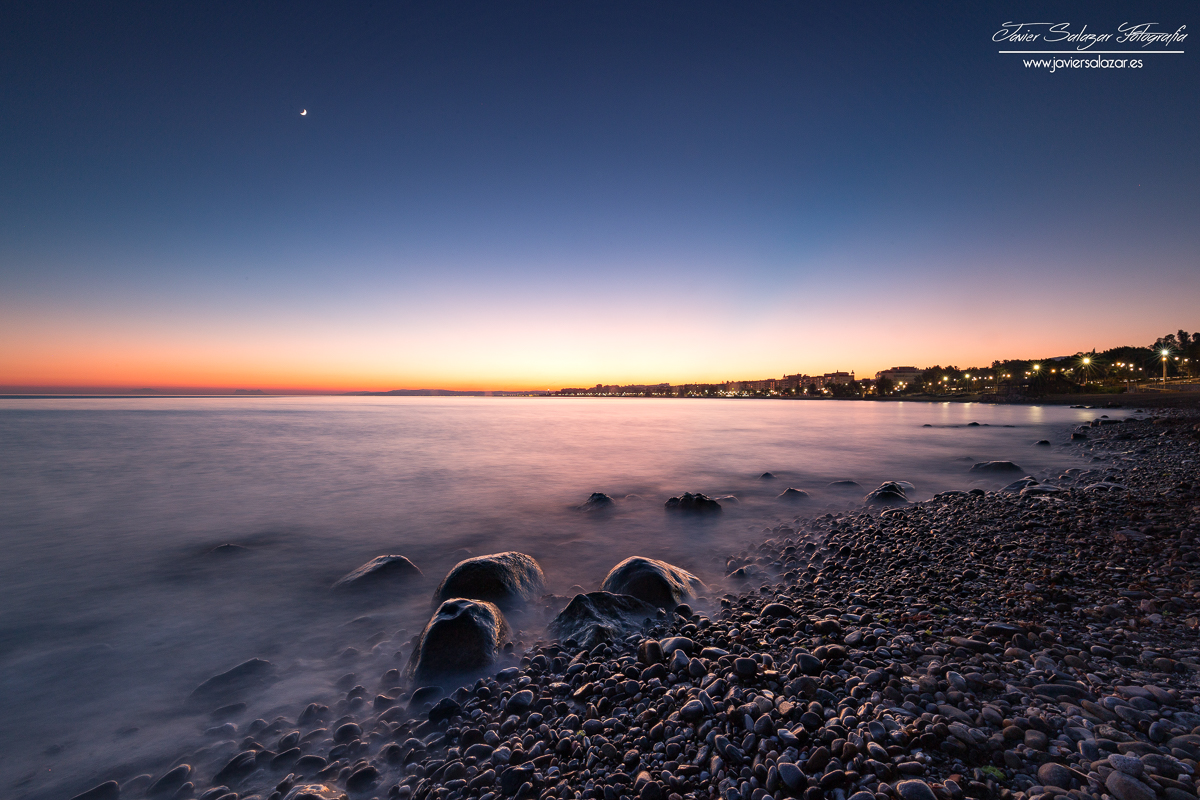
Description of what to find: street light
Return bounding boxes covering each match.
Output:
[1162,348,1170,385]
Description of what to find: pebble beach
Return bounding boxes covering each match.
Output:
[69,409,1200,800]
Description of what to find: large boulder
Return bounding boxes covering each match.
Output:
[433,551,545,609]
[601,557,703,609]
[331,555,422,591]
[548,591,659,648]
[664,492,722,513]
[404,598,509,682]
[969,461,1024,474]
[864,482,910,505]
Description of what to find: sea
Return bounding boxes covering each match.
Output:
[0,397,1106,798]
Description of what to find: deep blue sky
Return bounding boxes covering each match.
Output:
[2,1,1197,388]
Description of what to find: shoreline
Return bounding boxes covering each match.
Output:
[62,412,1200,800]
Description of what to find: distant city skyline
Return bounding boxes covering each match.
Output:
[2,2,1196,392]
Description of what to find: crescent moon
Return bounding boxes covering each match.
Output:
[300,109,307,116]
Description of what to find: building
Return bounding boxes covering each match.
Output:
[875,366,922,389]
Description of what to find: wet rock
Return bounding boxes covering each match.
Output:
[779,762,807,790]
[404,598,509,681]
[778,488,810,501]
[68,781,120,800]
[826,480,862,491]
[189,658,275,705]
[578,492,615,511]
[548,591,658,649]
[283,785,342,800]
[969,460,1024,474]
[331,554,422,591]
[601,557,703,609]
[664,492,722,513]
[864,482,910,505]
[1037,762,1072,789]
[1106,770,1157,800]
[148,765,191,795]
[895,780,937,800]
[346,764,380,792]
[433,551,546,609]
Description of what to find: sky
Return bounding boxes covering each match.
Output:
[1,1,1197,392]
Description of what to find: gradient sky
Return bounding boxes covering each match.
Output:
[2,1,1197,391]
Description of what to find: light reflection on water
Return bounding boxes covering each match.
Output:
[0,397,1098,796]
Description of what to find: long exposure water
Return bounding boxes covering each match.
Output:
[0,397,1105,797]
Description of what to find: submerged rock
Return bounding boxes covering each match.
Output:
[548,591,658,648]
[577,492,615,511]
[826,480,862,491]
[404,598,509,682]
[777,487,810,501]
[864,481,910,505]
[433,551,545,609]
[601,556,702,609]
[331,554,422,591]
[969,460,1024,474]
[759,472,776,479]
[68,782,119,800]
[664,492,722,513]
[189,658,274,705]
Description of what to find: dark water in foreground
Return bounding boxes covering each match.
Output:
[0,398,1099,797]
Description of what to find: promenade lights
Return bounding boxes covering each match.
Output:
[1162,348,1170,384]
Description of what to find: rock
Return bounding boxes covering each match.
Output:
[1024,729,1048,750]
[734,657,757,677]
[760,472,777,479]
[506,690,534,714]
[1001,478,1039,494]
[578,493,615,511]
[1036,440,1051,446]
[659,636,694,655]
[664,492,722,513]
[601,557,703,609]
[333,721,362,742]
[795,652,823,675]
[777,488,810,501]
[284,786,342,800]
[1108,754,1144,776]
[762,602,793,618]
[404,598,509,681]
[895,780,937,800]
[68,782,120,800]
[548,591,659,648]
[214,749,257,782]
[189,658,274,704]
[1037,762,1073,789]
[864,482,910,505]
[331,555,422,591]
[826,480,862,491]
[779,762,807,790]
[969,461,1024,474]
[433,551,545,609]
[148,765,191,795]
[680,699,706,722]
[346,765,380,792]
[1106,771,1157,800]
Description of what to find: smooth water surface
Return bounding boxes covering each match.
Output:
[0,397,1098,797]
